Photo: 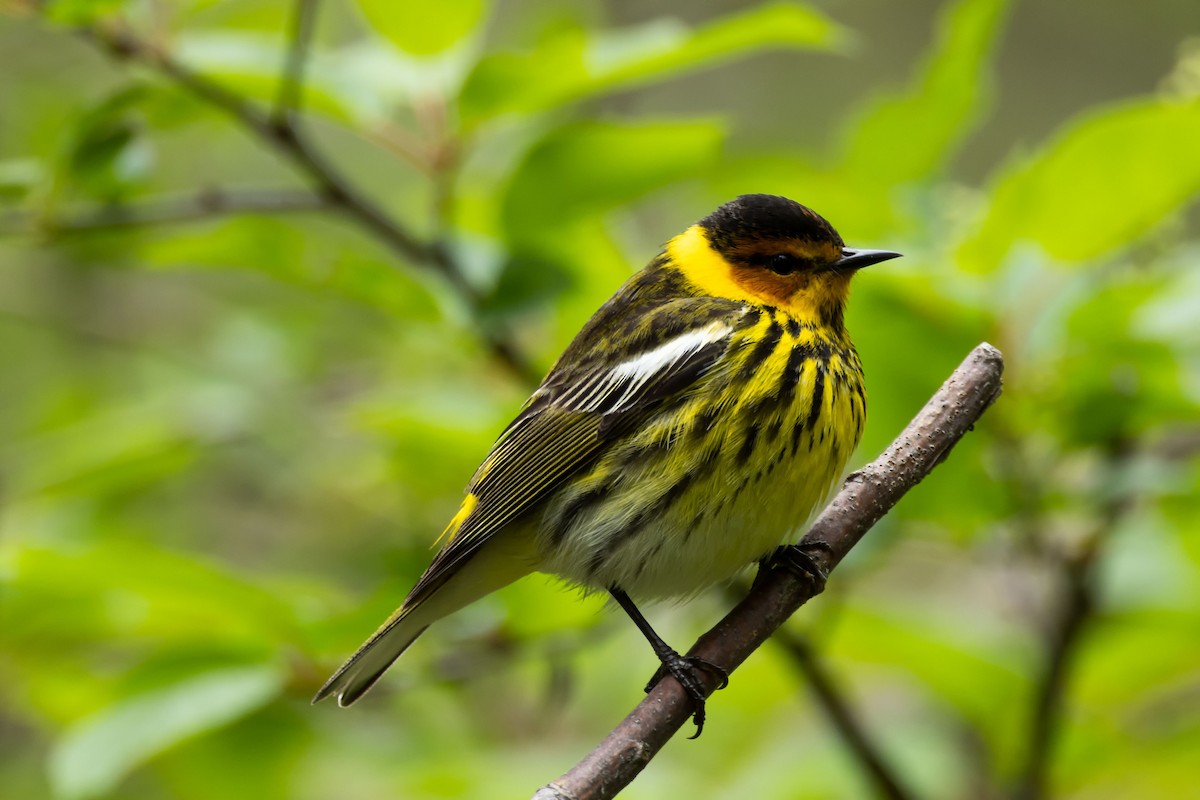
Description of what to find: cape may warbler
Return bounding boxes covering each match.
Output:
[315,194,900,733]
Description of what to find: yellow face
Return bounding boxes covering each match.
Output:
[666,225,852,321]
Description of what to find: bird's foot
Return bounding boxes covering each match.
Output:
[645,651,729,739]
[767,542,832,595]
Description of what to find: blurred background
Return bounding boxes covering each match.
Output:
[1,0,1198,798]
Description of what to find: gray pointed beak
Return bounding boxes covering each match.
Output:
[835,248,903,271]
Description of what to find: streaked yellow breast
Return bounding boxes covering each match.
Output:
[538,304,865,599]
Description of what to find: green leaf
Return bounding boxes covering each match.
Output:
[490,119,723,319]
[44,0,127,25]
[0,403,193,500]
[708,0,1010,239]
[139,217,442,321]
[501,118,724,252]
[173,32,358,123]
[0,158,44,201]
[840,0,1012,187]
[595,2,843,86]
[59,86,155,203]
[830,604,1027,729]
[481,251,577,317]
[459,3,844,129]
[4,541,303,649]
[958,98,1200,272]
[458,23,588,129]
[49,665,286,800]
[1053,272,1193,445]
[355,0,488,56]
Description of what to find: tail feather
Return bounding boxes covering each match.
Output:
[312,613,429,707]
[313,532,537,706]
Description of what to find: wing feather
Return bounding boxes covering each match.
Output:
[402,304,746,607]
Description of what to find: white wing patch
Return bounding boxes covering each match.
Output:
[558,320,733,414]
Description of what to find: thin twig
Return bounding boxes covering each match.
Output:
[84,22,423,263]
[722,576,918,800]
[1012,543,1097,800]
[775,630,920,800]
[1013,441,1133,800]
[73,19,537,382]
[272,0,319,128]
[0,187,327,235]
[533,342,1005,800]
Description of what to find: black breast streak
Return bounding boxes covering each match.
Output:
[690,403,721,442]
[778,343,808,401]
[738,317,784,380]
[756,424,786,481]
[737,421,761,465]
[765,416,783,444]
[806,362,826,434]
[790,421,805,456]
[742,331,819,431]
[848,387,864,429]
[789,354,830,456]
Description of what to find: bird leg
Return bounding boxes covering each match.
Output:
[609,587,728,739]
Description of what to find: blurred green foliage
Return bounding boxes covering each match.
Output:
[1,0,1198,798]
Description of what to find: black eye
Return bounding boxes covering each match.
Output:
[766,253,801,274]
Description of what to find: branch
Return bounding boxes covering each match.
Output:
[1013,440,1133,800]
[0,187,327,235]
[533,342,1005,800]
[775,630,921,800]
[725,578,919,800]
[74,18,538,383]
[1012,543,1096,800]
[81,21,428,257]
[272,0,319,128]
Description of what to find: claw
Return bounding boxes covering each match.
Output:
[645,653,729,693]
[645,651,728,738]
[769,543,831,595]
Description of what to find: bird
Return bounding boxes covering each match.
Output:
[313,194,900,735]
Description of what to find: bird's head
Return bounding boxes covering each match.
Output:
[667,194,901,327]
